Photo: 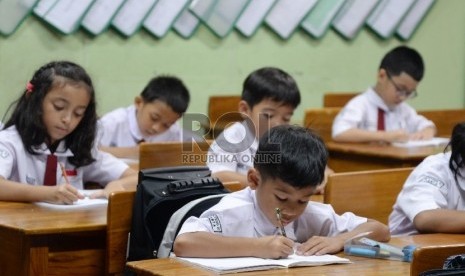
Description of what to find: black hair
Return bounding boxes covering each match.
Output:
[254,125,327,188]
[241,67,301,109]
[449,122,465,181]
[140,76,190,114]
[4,61,97,168]
[379,46,424,81]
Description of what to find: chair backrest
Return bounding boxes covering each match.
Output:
[418,109,465,137]
[207,95,242,136]
[323,92,359,107]
[303,107,342,142]
[324,167,413,224]
[106,190,136,275]
[139,141,211,170]
[411,244,465,276]
[222,181,245,192]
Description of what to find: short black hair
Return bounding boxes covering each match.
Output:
[379,46,424,81]
[140,76,190,114]
[241,67,301,109]
[254,125,327,188]
[449,122,465,181]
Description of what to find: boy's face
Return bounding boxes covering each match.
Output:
[42,83,90,145]
[248,168,315,227]
[239,99,295,139]
[134,97,181,137]
[375,69,419,109]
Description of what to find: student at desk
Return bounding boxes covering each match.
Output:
[174,125,390,259]
[0,61,137,205]
[332,46,436,143]
[207,67,333,193]
[98,75,193,159]
[390,122,465,236]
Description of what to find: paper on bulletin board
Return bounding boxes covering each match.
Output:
[235,0,276,37]
[332,0,379,40]
[366,0,416,39]
[81,0,125,35]
[396,0,435,40]
[265,0,318,40]
[111,0,158,37]
[300,0,346,38]
[0,0,37,36]
[40,0,95,34]
[190,0,250,38]
[143,0,190,38]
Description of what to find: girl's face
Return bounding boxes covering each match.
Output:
[42,83,90,145]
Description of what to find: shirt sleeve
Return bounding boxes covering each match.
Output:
[81,148,129,186]
[332,99,366,137]
[402,105,436,132]
[0,142,15,179]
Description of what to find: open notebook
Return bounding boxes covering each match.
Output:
[177,253,351,274]
[35,189,108,209]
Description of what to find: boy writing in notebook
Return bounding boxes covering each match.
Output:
[98,75,191,159]
[207,67,332,193]
[174,125,390,259]
[332,46,436,143]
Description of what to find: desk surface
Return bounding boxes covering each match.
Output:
[126,234,465,276]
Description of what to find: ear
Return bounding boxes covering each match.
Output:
[377,68,388,82]
[247,168,261,190]
[134,96,144,109]
[238,100,251,119]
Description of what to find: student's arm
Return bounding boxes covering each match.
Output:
[212,171,248,188]
[90,168,138,199]
[409,126,436,141]
[295,219,390,256]
[99,145,139,159]
[333,128,409,143]
[174,231,294,259]
[0,177,83,204]
[414,209,465,233]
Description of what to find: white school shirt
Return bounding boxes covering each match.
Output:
[178,187,367,241]
[98,105,183,147]
[332,87,435,138]
[389,152,465,236]
[207,121,258,175]
[0,126,129,189]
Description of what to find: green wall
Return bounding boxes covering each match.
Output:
[0,0,464,126]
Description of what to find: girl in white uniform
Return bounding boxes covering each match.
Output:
[389,122,465,236]
[0,61,137,205]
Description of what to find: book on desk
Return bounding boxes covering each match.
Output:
[176,253,351,274]
[392,137,449,148]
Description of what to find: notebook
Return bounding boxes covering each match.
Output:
[392,137,449,148]
[177,253,351,274]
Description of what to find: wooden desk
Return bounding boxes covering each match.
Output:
[327,141,447,172]
[126,234,465,276]
[0,201,107,275]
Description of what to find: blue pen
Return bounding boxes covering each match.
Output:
[345,245,391,258]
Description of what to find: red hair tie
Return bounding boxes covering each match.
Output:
[26,82,34,93]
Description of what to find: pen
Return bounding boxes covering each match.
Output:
[59,162,70,185]
[275,207,287,238]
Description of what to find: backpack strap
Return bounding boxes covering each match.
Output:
[156,194,226,258]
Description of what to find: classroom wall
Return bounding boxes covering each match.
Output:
[0,0,464,126]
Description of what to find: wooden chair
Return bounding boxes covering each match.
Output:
[323,92,359,107]
[139,141,211,170]
[303,107,342,142]
[206,95,242,138]
[411,244,465,276]
[324,167,413,224]
[106,190,136,275]
[418,109,465,137]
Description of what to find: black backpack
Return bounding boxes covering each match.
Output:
[126,166,229,262]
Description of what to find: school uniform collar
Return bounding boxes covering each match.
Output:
[32,140,74,157]
[240,120,259,154]
[367,87,390,112]
[128,105,145,142]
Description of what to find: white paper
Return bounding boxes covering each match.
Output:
[265,0,318,39]
[396,0,435,40]
[235,0,276,37]
[300,0,346,38]
[0,0,37,35]
[143,0,190,37]
[35,189,108,209]
[332,0,379,39]
[111,0,158,37]
[81,0,125,35]
[33,0,58,17]
[366,0,416,39]
[173,4,200,38]
[42,0,95,34]
[392,137,449,148]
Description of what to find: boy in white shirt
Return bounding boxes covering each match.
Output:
[390,122,465,236]
[332,46,436,143]
[98,76,191,159]
[174,125,390,258]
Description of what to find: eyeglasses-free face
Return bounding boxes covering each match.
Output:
[386,71,418,99]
